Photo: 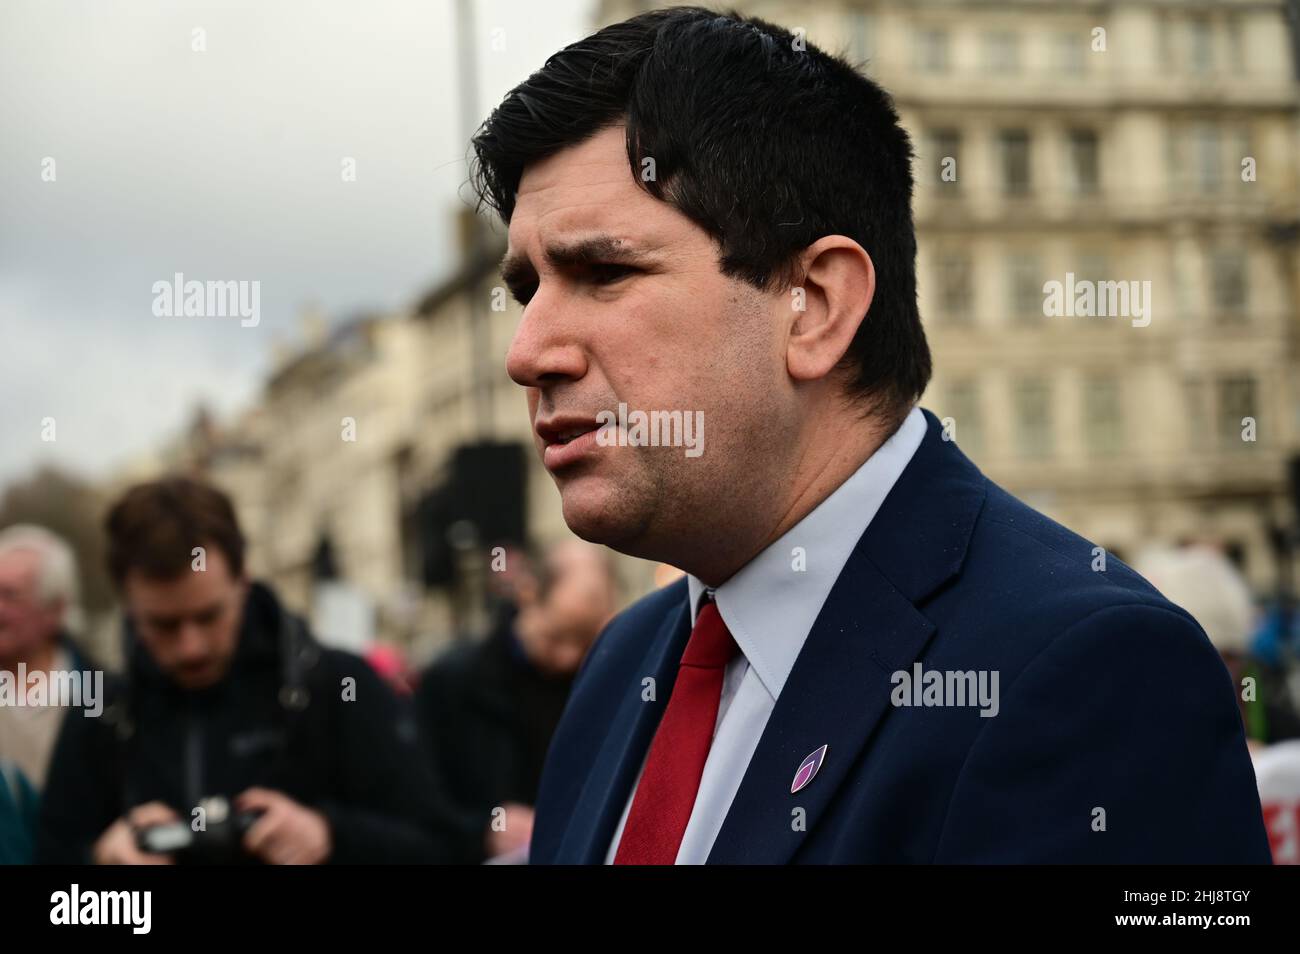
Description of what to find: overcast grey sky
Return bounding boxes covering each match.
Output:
[0,0,594,487]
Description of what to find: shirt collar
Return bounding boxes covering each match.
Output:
[686,405,927,700]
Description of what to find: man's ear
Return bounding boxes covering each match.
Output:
[785,235,875,383]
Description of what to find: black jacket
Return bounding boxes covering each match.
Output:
[414,606,574,863]
[36,582,457,864]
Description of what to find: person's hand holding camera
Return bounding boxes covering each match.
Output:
[93,801,179,865]
[236,787,332,865]
[484,802,534,859]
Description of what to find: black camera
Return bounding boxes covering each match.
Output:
[135,796,263,864]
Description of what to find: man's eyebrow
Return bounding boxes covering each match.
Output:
[500,251,536,293]
[500,235,658,288]
[545,235,656,268]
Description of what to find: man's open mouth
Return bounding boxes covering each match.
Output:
[536,418,600,446]
[551,426,595,445]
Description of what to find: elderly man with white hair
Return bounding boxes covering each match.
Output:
[0,524,91,792]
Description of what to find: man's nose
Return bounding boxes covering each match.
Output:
[552,643,584,675]
[175,623,209,660]
[505,291,587,389]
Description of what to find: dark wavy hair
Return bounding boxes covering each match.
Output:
[470,6,931,423]
[106,477,246,586]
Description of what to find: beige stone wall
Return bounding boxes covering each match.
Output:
[592,0,1300,591]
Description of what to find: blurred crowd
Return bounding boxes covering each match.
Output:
[0,476,1297,864]
[0,477,618,864]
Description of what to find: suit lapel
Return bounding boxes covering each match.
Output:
[556,586,692,863]
[707,409,987,863]
[705,549,933,863]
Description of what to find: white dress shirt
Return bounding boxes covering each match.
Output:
[604,405,928,863]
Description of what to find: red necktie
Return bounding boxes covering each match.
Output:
[614,599,739,865]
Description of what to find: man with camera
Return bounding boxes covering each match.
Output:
[36,477,453,864]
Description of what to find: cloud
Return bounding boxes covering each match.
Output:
[0,0,593,486]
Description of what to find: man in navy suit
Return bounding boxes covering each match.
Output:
[469,8,1270,863]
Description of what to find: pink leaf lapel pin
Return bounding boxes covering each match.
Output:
[791,744,828,794]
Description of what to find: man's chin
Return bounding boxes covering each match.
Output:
[558,478,647,552]
[170,665,224,691]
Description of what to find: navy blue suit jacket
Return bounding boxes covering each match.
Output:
[531,409,1271,863]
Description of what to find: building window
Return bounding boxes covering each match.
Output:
[1072,252,1113,330]
[1188,16,1214,75]
[928,127,962,193]
[914,27,949,73]
[944,379,984,455]
[1165,123,1183,193]
[1055,30,1087,75]
[1083,375,1123,456]
[1224,540,1248,574]
[1210,249,1248,320]
[999,130,1032,195]
[1193,122,1221,193]
[983,31,1020,73]
[1014,378,1053,459]
[934,250,973,324]
[1157,14,1173,72]
[1230,126,1253,192]
[1217,375,1258,450]
[1183,376,1208,451]
[1225,16,1244,75]
[1067,129,1100,194]
[1007,253,1043,321]
[1076,252,1109,286]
